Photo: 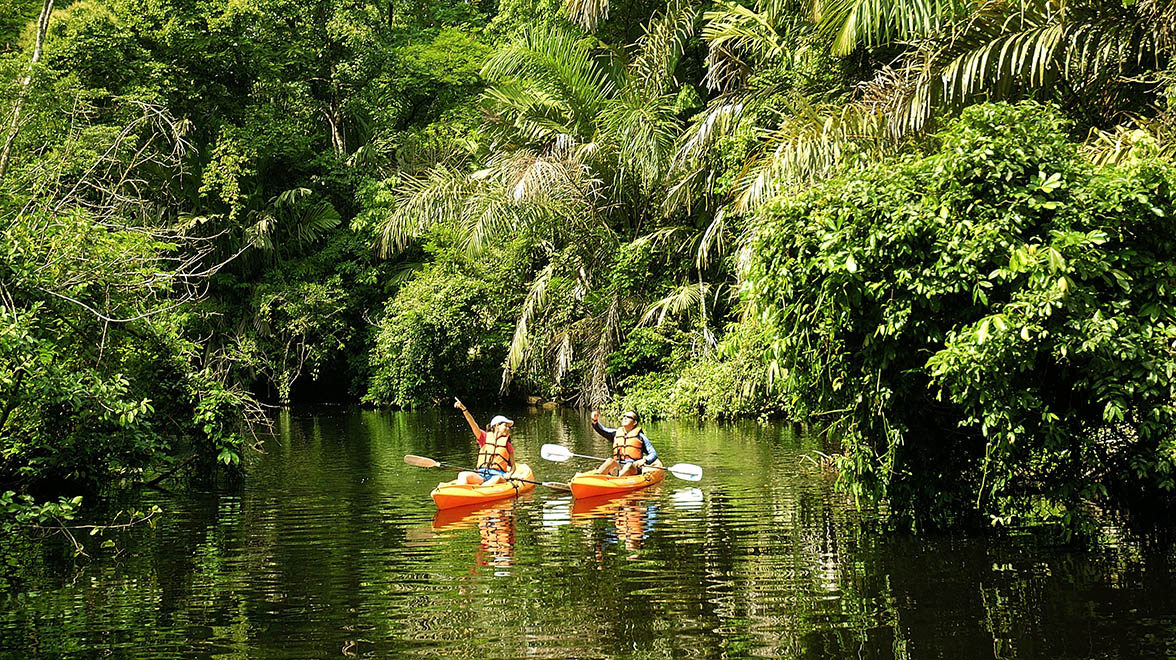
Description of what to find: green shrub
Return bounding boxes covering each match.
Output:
[1,209,248,492]
[613,323,788,419]
[365,265,508,407]
[743,101,1176,532]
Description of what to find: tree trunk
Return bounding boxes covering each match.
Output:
[0,0,54,180]
[325,106,345,156]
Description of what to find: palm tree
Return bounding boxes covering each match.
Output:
[377,3,699,405]
[673,0,1176,215]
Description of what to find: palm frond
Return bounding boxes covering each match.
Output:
[482,80,582,145]
[887,0,1173,135]
[632,226,697,253]
[273,187,313,206]
[461,182,527,254]
[552,329,575,384]
[500,147,596,206]
[600,94,681,191]
[641,281,712,326]
[1082,113,1176,164]
[564,0,610,32]
[585,292,622,407]
[481,25,616,141]
[672,98,752,166]
[731,102,892,211]
[379,165,475,256]
[627,0,701,98]
[710,0,1176,212]
[812,0,963,56]
[702,2,790,92]
[696,208,728,269]
[505,262,557,382]
[292,202,341,245]
[664,88,779,217]
[662,161,717,216]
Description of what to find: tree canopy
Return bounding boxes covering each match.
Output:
[3,0,1175,533]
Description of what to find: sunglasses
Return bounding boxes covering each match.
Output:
[622,414,635,420]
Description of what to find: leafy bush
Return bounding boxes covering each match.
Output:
[613,323,788,419]
[232,279,349,404]
[365,264,510,407]
[606,326,682,382]
[743,101,1176,531]
[1,208,249,493]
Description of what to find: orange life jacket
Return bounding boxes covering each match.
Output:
[612,426,645,461]
[477,429,512,472]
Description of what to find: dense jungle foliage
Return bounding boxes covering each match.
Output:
[2,0,1175,533]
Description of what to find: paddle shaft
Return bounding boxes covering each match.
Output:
[560,450,671,473]
[543,446,701,481]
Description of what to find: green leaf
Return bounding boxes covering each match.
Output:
[1047,248,1065,273]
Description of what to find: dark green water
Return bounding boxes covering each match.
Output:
[2,408,1175,659]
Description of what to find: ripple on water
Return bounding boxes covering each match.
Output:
[3,410,1176,660]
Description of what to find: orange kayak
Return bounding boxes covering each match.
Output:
[568,463,665,499]
[430,464,536,509]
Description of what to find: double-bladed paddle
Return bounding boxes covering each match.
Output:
[539,444,704,482]
[404,454,571,492]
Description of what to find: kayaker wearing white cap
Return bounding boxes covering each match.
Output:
[454,398,515,485]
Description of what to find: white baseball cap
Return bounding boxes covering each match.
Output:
[489,415,514,427]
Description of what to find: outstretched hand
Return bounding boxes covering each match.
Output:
[454,398,466,411]
[591,410,599,424]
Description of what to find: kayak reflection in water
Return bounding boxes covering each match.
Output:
[433,502,516,574]
[590,409,658,476]
[572,495,659,553]
[453,397,514,486]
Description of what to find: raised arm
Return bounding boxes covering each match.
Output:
[454,398,481,437]
[590,410,616,440]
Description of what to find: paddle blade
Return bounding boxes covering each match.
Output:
[543,481,572,492]
[667,463,703,481]
[540,444,573,462]
[404,455,440,468]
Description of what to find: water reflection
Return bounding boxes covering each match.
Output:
[569,493,660,554]
[431,499,519,575]
[670,487,705,510]
[0,408,1175,660]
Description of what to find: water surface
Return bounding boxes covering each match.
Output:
[1,408,1174,659]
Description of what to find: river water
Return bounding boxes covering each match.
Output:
[1,408,1175,659]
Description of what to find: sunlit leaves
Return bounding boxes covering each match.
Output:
[741,103,1176,530]
[374,9,701,406]
[689,0,1176,221]
[811,0,963,56]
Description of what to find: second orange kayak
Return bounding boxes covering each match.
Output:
[431,464,536,509]
[568,463,665,499]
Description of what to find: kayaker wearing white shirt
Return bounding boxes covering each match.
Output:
[454,398,515,486]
